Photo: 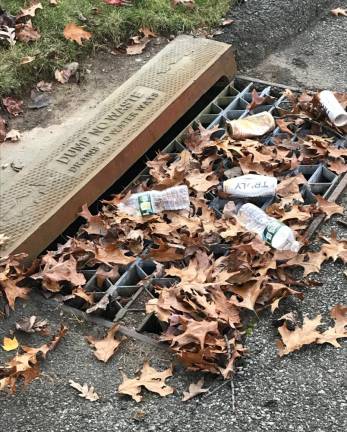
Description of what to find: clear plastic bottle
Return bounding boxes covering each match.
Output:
[238,203,301,252]
[118,185,190,216]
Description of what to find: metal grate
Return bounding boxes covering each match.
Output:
[56,80,343,333]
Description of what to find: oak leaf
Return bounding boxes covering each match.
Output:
[16,316,49,335]
[165,317,219,350]
[118,361,173,402]
[15,22,41,43]
[86,325,123,362]
[0,325,67,393]
[230,278,265,311]
[2,97,23,116]
[186,169,219,193]
[331,7,347,16]
[17,3,43,19]
[315,195,344,219]
[69,380,99,401]
[182,378,208,401]
[0,278,30,310]
[171,0,195,9]
[327,159,347,174]
[277,315,322,356]
[317,304,347,347]
[78,204,107,236]
[64,23,92,45]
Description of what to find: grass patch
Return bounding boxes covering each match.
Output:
[0,0,230,96]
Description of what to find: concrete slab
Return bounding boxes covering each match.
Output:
[0,36,236,260]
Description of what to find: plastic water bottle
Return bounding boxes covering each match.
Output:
[223,174,277,198]
[238,203,301,252]
[118,185,190,216]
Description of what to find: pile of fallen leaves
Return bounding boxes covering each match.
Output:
[1,88,346,387]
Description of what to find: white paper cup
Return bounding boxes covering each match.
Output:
[319,90,347,127]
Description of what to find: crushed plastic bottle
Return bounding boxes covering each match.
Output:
[238,203,301,252]
[226,112,275,139]
[118,185,190,216]
[223,174,277,198]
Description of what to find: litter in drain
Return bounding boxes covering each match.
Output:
[34,77,346,341]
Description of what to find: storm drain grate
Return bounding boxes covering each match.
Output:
[54,79,345,336]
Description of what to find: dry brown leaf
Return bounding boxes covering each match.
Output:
[36,81,53,92]
[5,129,21,142]
[86,325,123,362]
[315,195,344,219]
[69,380,99,401]
[171,0,195,9]
[0,325,67,393]
[118,361,173,402]
[139,27,157,38]
[2,97,23,116]
[126,37,150,55]
[317,304,347,347]
[20,56,35,64]
[327,159,347,174]
[15,22,41,43]
[186,169,219,193]
[16,316,49,335]
[331,7,347,16]
[0,278,30,310]
[64,23,92,45]
[17,2,43,19]
[277,315,322,356]
[182,378,209,401]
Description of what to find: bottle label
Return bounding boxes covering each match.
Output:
[262,220,283,246]
[138,194,154,216]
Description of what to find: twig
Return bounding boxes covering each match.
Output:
[201,379,232,400]
[231,381,235,412]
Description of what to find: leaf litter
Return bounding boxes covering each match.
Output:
[0,87,346,396]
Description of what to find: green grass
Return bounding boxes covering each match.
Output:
[0,0,230,96]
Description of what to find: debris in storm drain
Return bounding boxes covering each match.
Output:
[1,81,347,388]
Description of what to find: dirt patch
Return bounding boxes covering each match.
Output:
[8,38,167,132]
